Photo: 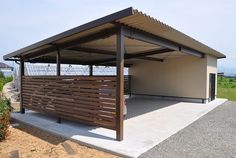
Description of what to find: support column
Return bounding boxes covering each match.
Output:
[56,48,61,123]
[56,49,61,76]
[116,27,124,141]
[89,65,93,76]
[20,58,25,114]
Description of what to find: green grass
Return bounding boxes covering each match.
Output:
[217,87,236,101]
[217,76,236,101]
[0,99,11,141]
[0,71,13,91]
[0,71,13,141]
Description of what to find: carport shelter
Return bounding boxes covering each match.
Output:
[4,7,225,141]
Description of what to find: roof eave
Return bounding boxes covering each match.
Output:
[3,7,134,60]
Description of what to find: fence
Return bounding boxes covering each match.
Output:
[22,76,117,129]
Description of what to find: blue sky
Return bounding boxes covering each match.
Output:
[0,0,235,69]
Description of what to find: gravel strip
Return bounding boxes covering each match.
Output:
[139,101,236,158]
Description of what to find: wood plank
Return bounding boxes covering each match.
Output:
[22,75,117,130]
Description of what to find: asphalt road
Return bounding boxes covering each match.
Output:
[139,101,236,158]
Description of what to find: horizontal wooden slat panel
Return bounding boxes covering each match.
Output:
[22,76,117,130]
[124,75,131,95]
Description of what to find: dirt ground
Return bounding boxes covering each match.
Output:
[0,119,119,158]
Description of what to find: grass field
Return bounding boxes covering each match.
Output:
[217,76,236,101]
[0,72,13,91]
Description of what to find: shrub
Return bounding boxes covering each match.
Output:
[4,76,13,84]
[0,99,11,141]
[0,74,13,92]
[0,71,4,78]
[0,83,3,91]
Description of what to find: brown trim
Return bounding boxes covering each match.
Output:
[116,27,124,141]
[129,48,173,57]
[28,58,132,67]
[132,93,209,104]
[217,56,227,59]
[56,48,61,76]
[20,58,25,113]
[138,56,163,62]
[121,24,205,58]
[4,7,134,60]
[69,47,172,57]
[22,76,117,130]
[28,47,170,65]
[68,47,115,56]
[23,28,118,61]
[56,48,61,123]
[84,48,170,65]
[89,65,93,76]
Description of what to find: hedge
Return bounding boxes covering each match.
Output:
[0,99,11,141]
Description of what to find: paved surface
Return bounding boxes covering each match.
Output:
[11,97,227,158]
[140,101,236,158]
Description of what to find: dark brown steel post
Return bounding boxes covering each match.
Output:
[89,65,93,76]
[116,27,124,141]
[56,49,61,76]
[20,58,25,114]
[56,48,61,123]
[129,75,131,97]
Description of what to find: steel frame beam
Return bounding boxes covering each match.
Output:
[70,46,172,57]
[66,47,171,64]
[69,47,115,56]
[121,25,204,58]
[23,27,118,61]
[29,57,132,67]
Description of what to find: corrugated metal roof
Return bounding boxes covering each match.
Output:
[118,9,225,58]
[3,7,225,62]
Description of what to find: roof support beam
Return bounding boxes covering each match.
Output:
[121,25,204,58]
[29,57,132,67]
[69,47,173,57]
[68,47,115,56]
[23,27,119,61]
[89,48,168,64]
[27,46,171,65]
[91,55,164,65]
[139,56,163,62]
[66,47,171,64]
[127,48,172,58]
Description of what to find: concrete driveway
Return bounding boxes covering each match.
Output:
[11,96,227,158]
[140,101,236,158]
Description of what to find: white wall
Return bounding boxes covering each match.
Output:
[206,55,218,98]
[129,55,216,100]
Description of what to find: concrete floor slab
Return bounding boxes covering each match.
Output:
[11,97,227,158]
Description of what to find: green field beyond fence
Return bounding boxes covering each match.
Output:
[0,72,13,91]
[217,76,236,101]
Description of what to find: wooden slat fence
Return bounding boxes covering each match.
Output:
[22,76,117,130]
[124,75,131,95]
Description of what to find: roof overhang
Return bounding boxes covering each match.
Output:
[3,7,226,65]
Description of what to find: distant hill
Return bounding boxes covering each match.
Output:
[218,67,236,77]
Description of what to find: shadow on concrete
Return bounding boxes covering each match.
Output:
[11,96,180,142]
[125,96,179,120]
[11,119,67,145]
[13,112,116,141]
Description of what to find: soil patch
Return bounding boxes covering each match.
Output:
[0,119,118,158]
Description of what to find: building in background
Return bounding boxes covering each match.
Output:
[0,62,13,77]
